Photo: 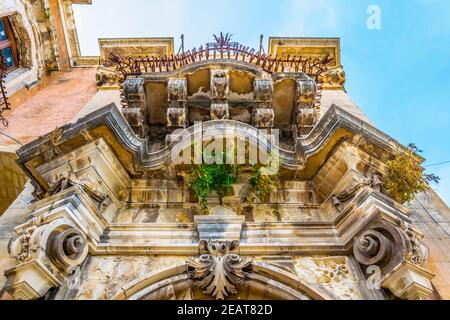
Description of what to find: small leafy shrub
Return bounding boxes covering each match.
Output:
[384,144,440,204]
[243,166,275,204]
[190,150,239,209]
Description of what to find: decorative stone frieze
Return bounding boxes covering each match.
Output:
[352,219,434,300]
[187,240,252,300]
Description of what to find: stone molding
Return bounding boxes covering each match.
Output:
[15,103,405,183]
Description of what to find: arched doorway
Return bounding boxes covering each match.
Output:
[112,261,334,300]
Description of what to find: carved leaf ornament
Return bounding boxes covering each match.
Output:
[187,240,252,300]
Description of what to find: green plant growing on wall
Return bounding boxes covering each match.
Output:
[190,150,239,209]
[243,151,279,204]
[384,144,440,204]
[243,166,275,204]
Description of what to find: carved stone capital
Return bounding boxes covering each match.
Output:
[381,261,434,300]
[187,240,252,300]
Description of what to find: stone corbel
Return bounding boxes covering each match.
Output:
[210,70,230,120]
[122,78,148,137]
[352,219,434,300]
[4,218,89,300]
[254,79,274,128]
[321,66,346,90]
[296,77,318,136]
[167,78,188,128]
[210,103,229,120]
[211,70,229,100]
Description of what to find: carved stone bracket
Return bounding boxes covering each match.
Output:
[187,240,252,300]
[211,70,229,100]
[352,219,434,300]
[211,103,230,120]
[122,78,147,137]
[167,78,188,128]
[321,66,346,89]
[5,219,89,300]
[296,77,318,136]
[254,79,274,128]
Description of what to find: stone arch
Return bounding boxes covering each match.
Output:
[112,261,334,301]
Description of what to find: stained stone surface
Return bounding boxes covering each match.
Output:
[293,257,364,300]
[73,256,188,300]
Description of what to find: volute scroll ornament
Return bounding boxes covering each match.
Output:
[47,228,88,275]
[352,220,434,300]
[5,219,90,300]
[187,240,252,300]
[353,230,392,267]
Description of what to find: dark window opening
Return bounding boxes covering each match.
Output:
[0,17,18,72]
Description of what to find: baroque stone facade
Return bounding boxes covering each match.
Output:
[0,1,450,301]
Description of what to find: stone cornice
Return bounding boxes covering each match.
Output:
[16,102,405,189]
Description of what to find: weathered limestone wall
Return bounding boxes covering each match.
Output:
[72,256,188,300]
[0,146,27,215]
[0,182,35,291]
[69,255,367,300]
[408,190,450,299]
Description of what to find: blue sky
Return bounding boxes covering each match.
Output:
[73,0,450,204]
